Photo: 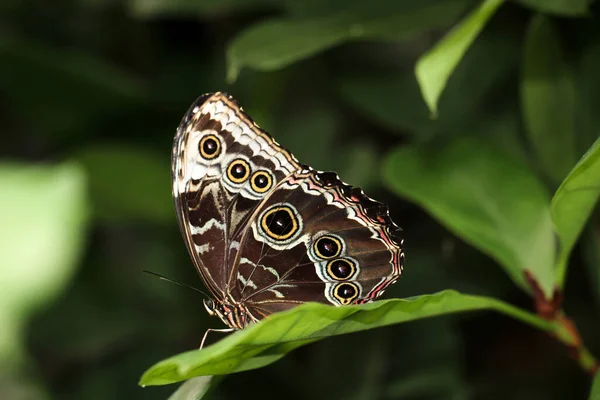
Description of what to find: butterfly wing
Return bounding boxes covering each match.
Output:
[229,169,404,320]
[172,93,300,300]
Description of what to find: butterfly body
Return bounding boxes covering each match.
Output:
[172,93,404,331]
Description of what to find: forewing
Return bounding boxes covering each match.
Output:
[172,92,300,300]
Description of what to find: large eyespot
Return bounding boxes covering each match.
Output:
[227,159,250,184]
[199,134,221,159]
[333,282,359,305]
[326,258,356,281]
[260,204,300,241]
[314,235,343,260]
[250,170,273,194]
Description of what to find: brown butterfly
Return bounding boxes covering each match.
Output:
[171,93,404,345]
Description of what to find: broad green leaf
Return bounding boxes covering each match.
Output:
[415,0,503,117]
[590,373,600,400]
[76,145,172,224]
[515,0,589,16]
[0,163,88,362]
[129,0,275,18]
[521,15,577,184]
[339,28,519,137]
[384,138,556,298]
[551,137,600,287]
[140,290,551,385]
[226,0,470,82]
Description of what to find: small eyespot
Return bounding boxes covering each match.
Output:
[227,159,250,184]
[314,235,342,260]
[260,204,300,241]
[326,258,356,281]
[251,170,273,194]
[333,282,359,305]
[199,134,221,159]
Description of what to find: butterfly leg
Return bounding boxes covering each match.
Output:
[199,328,234,349]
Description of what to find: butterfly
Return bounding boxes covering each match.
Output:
[171,93,404,344]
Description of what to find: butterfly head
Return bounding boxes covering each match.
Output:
[203,298,252,330]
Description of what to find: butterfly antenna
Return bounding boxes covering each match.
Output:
[143,270,210,298]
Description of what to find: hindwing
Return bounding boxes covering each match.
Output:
[230,169,403,319]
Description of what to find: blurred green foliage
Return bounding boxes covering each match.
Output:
[1,0,600,399]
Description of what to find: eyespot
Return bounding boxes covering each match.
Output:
[199,134,221,159]
[314,235,343,260]
[326,258,356,281]
[227,159,251,184]
[250,170,273,194]
[260,204,300,241]
[333,282,359,305]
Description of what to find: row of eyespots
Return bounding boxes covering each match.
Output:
[311,234,360,304]
[226,158,274,193]
[312,234,357,280]
[198,134,275,194]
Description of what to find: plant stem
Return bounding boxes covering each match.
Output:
[551,312,599,375]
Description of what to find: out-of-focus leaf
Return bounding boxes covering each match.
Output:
[590,373,600,400]
[515,0,589,17]
[129,0,276,18]
[334,142,380,191]
[140,290,551,385]
[550,137,600,287]
[0,38,145,139]
[226,0,470,82]
[269,98,379,190]
[384,138,556,298]
[76,145,172,224]
[168,376,222,400]
[273,100,339,169]
[521,15,577,184]
[339,29,519,137]
[415,0,503,117]
[0,163,88,362]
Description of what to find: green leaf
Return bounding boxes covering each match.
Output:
[384,138,556,298]
[226,0,470,82]
[0,163,88,363]
[415,0,503,117]
[551,137,600,287]
[590,373,600,400]
[76,145,172,224]
[140,290,551,385]
[515,0,589,16]
[521,15,577,184]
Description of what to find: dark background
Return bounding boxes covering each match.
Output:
[1,0,599,399]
